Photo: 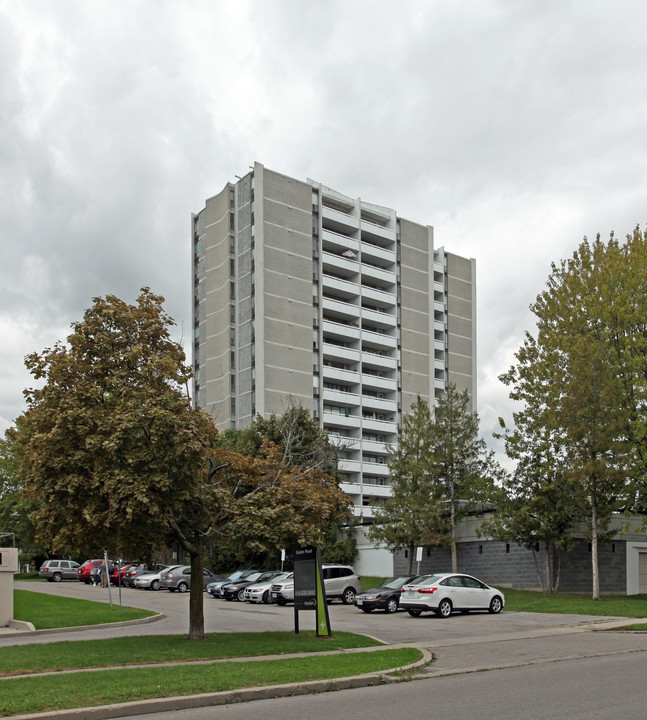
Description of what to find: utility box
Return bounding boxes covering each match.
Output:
[0,548,19,627]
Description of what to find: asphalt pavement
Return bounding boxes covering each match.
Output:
[4,580,647,720]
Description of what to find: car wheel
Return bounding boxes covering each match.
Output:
[177,582,188,593]
[151,580,160,591]
[263,591,271,603]
[407,609,422,617]
[51,572,62,583]
[385,598,398,614]
[436,599,453,618]
[342,587,356,605]
[168,588,175,593]
[276,597,286,606]
[489,596,503,614]
[237,589,246,602]
[361,607,373,613]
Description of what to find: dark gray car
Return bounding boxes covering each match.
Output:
[159,565,219,593]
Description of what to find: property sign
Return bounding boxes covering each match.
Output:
[291,545,332,637]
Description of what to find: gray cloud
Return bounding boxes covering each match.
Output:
[2,0,646,463]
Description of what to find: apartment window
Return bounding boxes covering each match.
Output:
[229,235,235,254]
[230,351,235,370]
[229,213,234,231]
[229,188,235,208]
[230,258,235,276]
[231,398,236,415]
[230,375,235,392]
[230,282,235,300]
[230,305,235,323]
[230,328,235,346]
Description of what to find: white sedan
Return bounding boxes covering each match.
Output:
[399,573,505,618]
[244,572,292,603]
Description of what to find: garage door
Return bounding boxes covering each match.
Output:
[639,553,647,594]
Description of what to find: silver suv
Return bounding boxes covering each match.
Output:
[271,564,361,605]
[38,559,80,582]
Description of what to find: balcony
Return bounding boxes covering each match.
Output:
[322,228,359,256]
[361,241,396,267]
[322,295,360,320]
[361,328,397,351]
[338,459,362,474]
[362,416,397,435]
[361,394,398,414]
[322,251,359,279]
[361,219,395,243]
[322,274,360,301]
[361,306,396,329]
[361,349,397,370]
[322,341,361,364]
[322,365,359,386]
[361,285,396,309]
[322,387,361,407]
[322,205,360,234]
[361,438,391,454]
[322,411,360,430]
[361,482,392,498]
[361,373,396,393]
[322,319,360,343]
[361,263,397,289]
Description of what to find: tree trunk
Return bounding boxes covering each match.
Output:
[531,546,545,592]
[555,549,562,593]
[407,542,414,575]
[591,494,600,601]
[544,539,553,594]
[188,549,205,640]
[450,487,457,573]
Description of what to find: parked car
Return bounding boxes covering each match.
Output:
[133,566,175,591]
[206,570,259,598]
[38,559,80,582]
[221,571,285,601]
[122,564,156,587]
[77,559,111,584]
[270,573,295,605]
[271,564,361,605]
[159,565,221,593]
[244,572,292,603]
[354,575,419,613]
[399,573,505,618]
[110,562,137,586]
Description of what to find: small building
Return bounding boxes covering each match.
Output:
[391,513,647,595]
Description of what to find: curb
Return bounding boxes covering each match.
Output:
[3,613,165,638]
[6,648,432,720]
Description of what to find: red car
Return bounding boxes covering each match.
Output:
[77,559,110,584]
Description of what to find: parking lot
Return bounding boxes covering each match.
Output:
[9,578,629,647]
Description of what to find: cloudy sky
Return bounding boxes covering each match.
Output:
[2,0,646,461]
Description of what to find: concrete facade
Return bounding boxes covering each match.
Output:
[193,163,476,575]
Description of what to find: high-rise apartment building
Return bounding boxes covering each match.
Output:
[192,162,476,573]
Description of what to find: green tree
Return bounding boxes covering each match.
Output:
[215,402,354,566]
[429,384,499,573]
[500,233,639,599]
[369,397,447,574]
[0,426,45,564]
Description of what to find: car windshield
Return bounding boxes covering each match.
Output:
[379,576,415,590]
[407,574,445,586]
[243,572,263,582]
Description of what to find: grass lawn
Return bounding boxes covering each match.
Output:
[0,631,384,675]
[1,645,421,717]
[504,588,647,617]
[13,589,155,629]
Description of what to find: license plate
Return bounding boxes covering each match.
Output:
[356,599,363,605]
[271,592,278,598]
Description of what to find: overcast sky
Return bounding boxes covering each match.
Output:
[2,0,646,463]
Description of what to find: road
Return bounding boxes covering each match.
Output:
[8,580,647,719]
[126,651,647,720]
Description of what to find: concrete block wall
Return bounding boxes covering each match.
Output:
[392,539,627,593]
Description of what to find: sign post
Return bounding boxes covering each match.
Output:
[292,545,331,637]
[416,546,423,574]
